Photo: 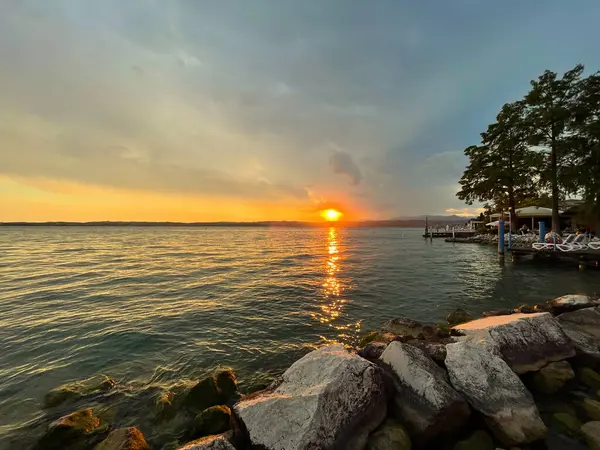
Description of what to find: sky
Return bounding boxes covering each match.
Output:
[1,1,599,222]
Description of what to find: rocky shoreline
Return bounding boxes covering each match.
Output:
[15,294,600,450]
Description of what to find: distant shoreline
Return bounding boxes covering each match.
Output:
[0,220,434,228]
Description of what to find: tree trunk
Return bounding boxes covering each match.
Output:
[550,140,560,232]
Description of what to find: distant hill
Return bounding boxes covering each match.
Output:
[391,215,472,223]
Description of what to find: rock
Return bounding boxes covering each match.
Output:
[359,342,388,360]
[453,430,495,450]
[43,375,116,409]
[584,398,600,421]
[36,408,101,450]
[532,361,575,394]
[381,316,425,339]
[234,344,386,450]
[557,307,600,361]
[155,391,176,422]
[194,405,231,438]
[533,303,550,313]
[548,295,600,314]
[581,421,600,450]
[408,340,448,365]
[446,309,474,326]
[177,434,235,450]
[452,313,575,374]
[94,427,149,450]
[514,303,533,314]
[380,342,470,441]
[481,309,512,318]
[552,412,582,436]
[579,367,600,390]
[366,418,411,450]
[445,341,547,446]
[186,371,237,414]
[359,331,397,348]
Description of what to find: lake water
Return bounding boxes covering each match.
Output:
[1,226,600,447]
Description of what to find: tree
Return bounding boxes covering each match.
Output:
[457,101,542,229]
[523,64,584,231]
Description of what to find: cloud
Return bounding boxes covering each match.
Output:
[329,149,363,186]
[446,208,485,217]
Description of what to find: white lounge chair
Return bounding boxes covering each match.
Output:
[586,238,600,250]
[558,233,588,252]
[532,233,568,250]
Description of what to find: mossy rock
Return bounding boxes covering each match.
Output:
[359,331,395,348]
[194,405,232,438]
[435,323,451,336]
[584,398,600,421]
[581,421,600,450]
[453,430,494,450]
[366,418,411,450]
[532,361,575,394]
[580,367,600,390]
[36,409,101,450]
[93,427,149,450]
[446,309,474,326]
[552,412,583,437]
[155,391,176,422]
[43,375,116,409]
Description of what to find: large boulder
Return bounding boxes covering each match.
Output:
[365,418,411,450]
[177,435,235,450]
[43,375,116,409]
[452,312,575,374]
[194,405,231,438]
[358,342,388,360]
[36,408,102,450]
[582,421,600,450]
[558,307,600,361]
[548,295,600,314]
[445,341,547,446]
[94,427,149,450]
[380,342,470,441]
[234,344,386,450]
[186,370,238,414]
[531,360,575,394]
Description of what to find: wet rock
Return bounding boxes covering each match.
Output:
[36,408,101,450]
[43,375,116,409]
[514,304,533,314]
[579,367,600,390]
[583,398,600,421]
[381,317,426,339]
[155,391,176,422]
[186,371,237,414]
[532,361,575,394]
[365,418,411,450]
[177,434,235,450]
[234,344,386,450]
[408,340,448,365]
[94,427,149,450]
[452,313,575,374]
[453,430,495,450]
[194,405,231,438]
[445,341,547,446]
[581,421,600,450]
[446,309,474,326]
[380,342,470,442]
[481,309,512,318]
[552,412,582,437]
[359,342,388,360]
[548,295,600,314]
[359,331,397,348]
[533,303,550,313]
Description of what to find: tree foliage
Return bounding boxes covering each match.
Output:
[457,64,600,232]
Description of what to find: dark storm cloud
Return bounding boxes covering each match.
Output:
[329,150,362,186]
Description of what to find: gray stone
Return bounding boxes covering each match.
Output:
[452,312,575,374]
[359,341,388,360]
[445,341,547,446]
[532,361,575,394]
[408,340,448,365]
[581,421,600,450]
[177,435,235,450]
[380,342,470,441]
[234,344,386,450]
[558,307,600,362]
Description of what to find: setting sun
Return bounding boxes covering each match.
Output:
[320,209,343,222]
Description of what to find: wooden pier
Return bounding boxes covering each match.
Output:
[508,247,600,268]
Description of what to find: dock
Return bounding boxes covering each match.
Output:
[508,247,600,268]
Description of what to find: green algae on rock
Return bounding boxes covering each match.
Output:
[93,427,149,450]
[43,375,117,409]
[579,367,600,390]
[155,391,176,422]
[552,412,583,437]
[365,418,411,450]
[194,405,231,438]
[532,360,575,394]
[36,408,101,450]
[186,371,238,414]
[582,421,600,450]
[583,398,600,421]
[446,309,474,326]
[453,430,495,450]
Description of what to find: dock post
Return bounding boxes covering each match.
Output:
[508,212,512,250]
[425,216,428,239]
[498,219,505,260]
[539,221,545,243]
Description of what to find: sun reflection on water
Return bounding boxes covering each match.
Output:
[312,227,361,344]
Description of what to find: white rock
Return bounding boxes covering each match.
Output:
[177,435,235,450]
[453,312,575,374]
[445,341,547,446]
[380,342,470,441]
[234,345,386,450]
